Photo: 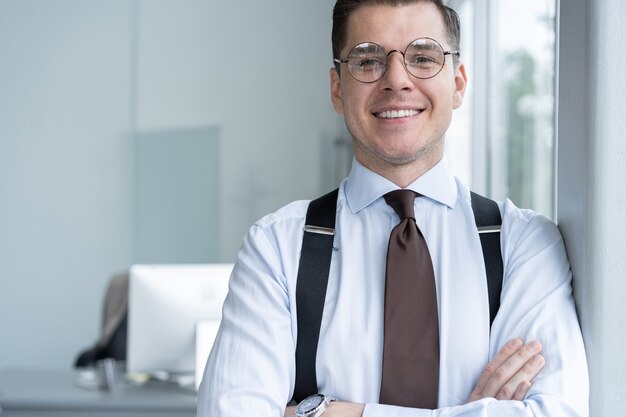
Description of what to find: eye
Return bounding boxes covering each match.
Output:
[358,58,385,69]
[350,56,386,73]
[407,54,440,68]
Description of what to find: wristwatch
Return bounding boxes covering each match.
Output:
[295,393,335,417]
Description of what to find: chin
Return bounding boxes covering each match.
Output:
[380,150,417,163]
[372,148,420,166]
[384,142,444,166]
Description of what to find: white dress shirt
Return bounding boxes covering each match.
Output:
[198,157,589,417]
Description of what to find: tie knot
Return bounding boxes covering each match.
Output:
[384,189,417,220]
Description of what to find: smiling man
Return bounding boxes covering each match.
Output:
[197,1,588,417]
[330,4,465,188]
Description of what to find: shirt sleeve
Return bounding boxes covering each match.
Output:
[363,203,589,417]
[197,222,296,417]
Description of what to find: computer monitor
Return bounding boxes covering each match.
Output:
[126,264,233,380]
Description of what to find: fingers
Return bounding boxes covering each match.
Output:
[512,380,532,401]
[494,352,545,401]
[483,340,543,398]
[469,338,545,403]
[469,338,523,401]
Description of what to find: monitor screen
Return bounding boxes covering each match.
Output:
[126,264,233,380]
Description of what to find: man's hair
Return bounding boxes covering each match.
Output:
[332,0,461,68]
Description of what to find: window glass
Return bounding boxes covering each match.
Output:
[446,0,557,218]
[491,0,557,217]
[445,0,473,185]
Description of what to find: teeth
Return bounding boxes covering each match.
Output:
[375,109,420,119]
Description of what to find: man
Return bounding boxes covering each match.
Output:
[198,1,589,416]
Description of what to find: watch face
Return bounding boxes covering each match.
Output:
[298,394,325,413]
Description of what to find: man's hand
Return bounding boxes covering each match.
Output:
[468,338,545,402]
[285,339,543,417]
[285,402,364,417]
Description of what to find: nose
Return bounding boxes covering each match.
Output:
[379,50,414,91]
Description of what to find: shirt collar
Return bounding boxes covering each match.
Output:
[345,156,458,213]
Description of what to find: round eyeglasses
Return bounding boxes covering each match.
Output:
[333,37,460,83]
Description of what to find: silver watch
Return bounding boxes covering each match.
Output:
[295,393,335,417]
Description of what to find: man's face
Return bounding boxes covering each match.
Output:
[330,3,467,175]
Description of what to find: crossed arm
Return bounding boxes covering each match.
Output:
[284,338,546,417]
[198,208,588,417]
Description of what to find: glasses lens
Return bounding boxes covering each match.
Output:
[405,38,445,79]
[347,43,387,83]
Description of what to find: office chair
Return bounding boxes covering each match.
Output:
[75,271,128,367]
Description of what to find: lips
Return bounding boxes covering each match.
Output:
[373,109,422,119]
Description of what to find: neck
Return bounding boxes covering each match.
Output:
[354,148,444,188]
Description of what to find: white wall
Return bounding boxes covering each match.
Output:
[0,0,134,369]
[135,0,341,259]
[0,0,341,369]
[557,0,626,415]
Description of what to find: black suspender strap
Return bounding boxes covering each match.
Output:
[292,189,503,402]
[293,189,339,403]
[470,191,504,328]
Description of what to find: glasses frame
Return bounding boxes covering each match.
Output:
[333,37,460,83]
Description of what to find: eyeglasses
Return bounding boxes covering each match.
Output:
[333,37,460,83]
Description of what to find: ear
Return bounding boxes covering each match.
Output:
[330,67,344,115]
[452,63,467,109]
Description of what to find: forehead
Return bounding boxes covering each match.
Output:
[344,3,448,51]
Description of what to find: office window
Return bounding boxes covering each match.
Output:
[447,0,557,218]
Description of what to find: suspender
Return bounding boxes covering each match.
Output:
[293,189,503,403]
[470,191,504,327]
[293,189,339,403]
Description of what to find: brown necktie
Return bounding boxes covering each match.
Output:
[379,190,439,409]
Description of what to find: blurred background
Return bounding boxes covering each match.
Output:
[0,0,557,370]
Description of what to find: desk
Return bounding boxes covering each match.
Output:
[0,369,196,417]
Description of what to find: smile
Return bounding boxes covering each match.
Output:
[373,109,421,119]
